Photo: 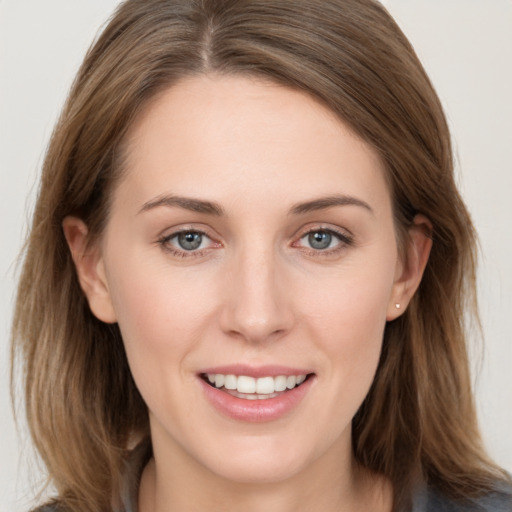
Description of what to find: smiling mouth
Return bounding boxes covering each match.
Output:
[201,373,313,400]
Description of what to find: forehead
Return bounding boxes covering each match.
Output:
[116,74,390,215]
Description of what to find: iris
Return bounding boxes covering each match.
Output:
[178,232,203,250]
[308,231,332,250]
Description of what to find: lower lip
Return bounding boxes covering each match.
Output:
[199,376,314,423]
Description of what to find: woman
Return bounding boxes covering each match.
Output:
[11,0,511,511]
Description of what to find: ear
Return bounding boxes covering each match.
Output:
[387,214,433,321]
[62,216,117,323]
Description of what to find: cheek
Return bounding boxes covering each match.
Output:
[299,254,396,379]
[105,233,213,334]
[104,250,217,384]
[106,263,219,432]
[306,260,394,331]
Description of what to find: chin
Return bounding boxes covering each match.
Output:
[188,427,337,486]
[204,450,311,485]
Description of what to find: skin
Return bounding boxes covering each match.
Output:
[64,74,431,512]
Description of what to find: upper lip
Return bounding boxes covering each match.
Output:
[198,364,314,378]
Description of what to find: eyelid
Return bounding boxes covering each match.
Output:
[155,223,353,259]
[291,224,354,255]
[156,225,222,257]
[292,223,354,242]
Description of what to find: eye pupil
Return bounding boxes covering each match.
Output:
[308,231,332,250]
[178,232,203,250]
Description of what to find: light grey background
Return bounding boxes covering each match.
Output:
[1,1,511,510]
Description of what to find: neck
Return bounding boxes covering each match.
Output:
[138,426,392,512]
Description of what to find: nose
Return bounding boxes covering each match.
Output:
[218,246,295,344]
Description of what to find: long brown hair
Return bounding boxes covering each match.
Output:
[11,1,507,510]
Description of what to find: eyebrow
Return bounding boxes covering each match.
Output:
[289,195,374,215]
[138,193,373,217]
[138,195,224,216]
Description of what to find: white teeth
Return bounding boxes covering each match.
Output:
[274,375,287,392]
[237,375,256,393]
[205,373,308,395]
[214,374,225,388]
[224,374,237,390]
[229,390,280,400]
[256,376,274,394]
[286,375,297,389]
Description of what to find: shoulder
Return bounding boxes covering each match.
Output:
[415,483,512,512]
[28,441,151,512]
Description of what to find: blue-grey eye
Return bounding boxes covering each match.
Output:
[308,231,332,250]
[177,232,203,250]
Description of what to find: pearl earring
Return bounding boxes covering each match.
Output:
[395,303,401,309]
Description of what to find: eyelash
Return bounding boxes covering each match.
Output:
[293,227,354,258]
[157,229,217,259]
[156,227,354,259]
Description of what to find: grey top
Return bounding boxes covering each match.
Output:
[412,484,512,512]
[36,442,512,512]
[36,485,512,512]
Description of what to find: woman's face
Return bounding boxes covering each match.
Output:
[78,75,416,484]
